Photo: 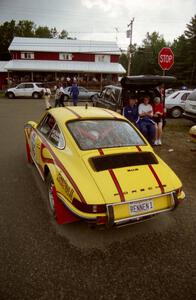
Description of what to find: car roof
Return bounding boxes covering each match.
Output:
[16,82,43,85]
[49,106,124,126]
[104,85,122,90]
[166,90,192,97]
[121,75,176,89]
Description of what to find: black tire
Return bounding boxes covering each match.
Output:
[46,173,56,218]
[32,92,40,99]
[7,92,15,99]
[171,107,183,118]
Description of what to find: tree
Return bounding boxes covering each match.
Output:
[171,15,196,87]
[59,29,68,39]
[0,20,70,60]
[131,32,168,75]
[35,26,52,38]
[15,20,35,37]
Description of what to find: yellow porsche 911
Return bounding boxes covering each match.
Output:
[24,106,185,227]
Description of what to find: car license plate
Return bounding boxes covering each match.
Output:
[130,200,154,215]
[191,105,196,110]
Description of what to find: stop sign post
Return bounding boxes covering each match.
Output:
[158,47,174,71]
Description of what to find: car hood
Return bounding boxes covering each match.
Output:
[81,147,182,204]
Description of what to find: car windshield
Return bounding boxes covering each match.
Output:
[67,119,146,150]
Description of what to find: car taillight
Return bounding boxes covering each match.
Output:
[175,187,182,196]
[72,198,106,213]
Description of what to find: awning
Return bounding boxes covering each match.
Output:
[5,60,126,74]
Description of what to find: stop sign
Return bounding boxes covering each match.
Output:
[158,47,174,70]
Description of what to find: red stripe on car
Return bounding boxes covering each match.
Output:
[64,107,81,118]
[98,149,125,202]
[135,146,165,194]
[101,109,118,119]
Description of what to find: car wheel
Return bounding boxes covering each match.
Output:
[90,95,95,101]
[32,92,40,99]
[171,107,183,118]
[46,173,56,217]
[7,92,15,99]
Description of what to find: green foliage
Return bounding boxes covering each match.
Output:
[119,15,196,87]
[35,26,52,38]
[0,19,70,59]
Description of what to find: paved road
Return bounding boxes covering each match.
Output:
[0,98,195,300]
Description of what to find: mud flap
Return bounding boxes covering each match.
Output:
[51,186,79,225]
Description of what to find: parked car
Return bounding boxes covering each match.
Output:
[24,106,185,227]
[183,89,196,122]
[165,88,179,97]
[5,82,45,99]
[165,90,192,118]
[93,85,122,111]
[63,86,99,101]
[93,75,177,112]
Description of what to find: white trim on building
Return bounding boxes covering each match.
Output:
[5,59,126,74]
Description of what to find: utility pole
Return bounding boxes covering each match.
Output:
[127,18,134,76]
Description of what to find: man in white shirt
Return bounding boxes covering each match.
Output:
[138,95,155,144]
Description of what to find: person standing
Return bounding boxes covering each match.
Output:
[70,81,79,106]
[138,95,156,145]
[59,84,65,107]
[153,97,164,145]
[43,84,52,110]
[54,85,61,107]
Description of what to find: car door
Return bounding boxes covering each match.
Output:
[23,83,34,97]
[15,83,26,97]
[180,92,190,109]
[35,114,56,171]
[78,87,88,100]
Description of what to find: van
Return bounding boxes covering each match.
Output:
[183,89,196,122]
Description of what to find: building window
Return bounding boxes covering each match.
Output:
[95,55,110,63]
[21,52,34,59]
[59,53,72,60]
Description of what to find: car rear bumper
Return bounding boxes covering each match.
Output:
[57,190,185,227]
[183,111,196,122]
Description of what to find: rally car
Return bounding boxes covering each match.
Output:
[24,106,185,227]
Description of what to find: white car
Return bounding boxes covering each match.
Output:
[183,89,196,122]
[165,90,192,118]
[63,86,99,101]
[5,82,45,99]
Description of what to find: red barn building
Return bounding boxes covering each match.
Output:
[0,61,8,90]
[5,37,126,88]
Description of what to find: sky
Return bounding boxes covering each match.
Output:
[0,0,195,50]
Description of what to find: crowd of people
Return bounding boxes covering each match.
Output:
[42,80,80,110]
[123,93,164,146]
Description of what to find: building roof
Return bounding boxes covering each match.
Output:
[0,61,8,72]
[9,37,122,55]
[5,59,126,74]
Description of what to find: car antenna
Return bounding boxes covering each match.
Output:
[85,103,88,109]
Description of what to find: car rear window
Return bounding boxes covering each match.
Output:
[67,119,146,150]
[187,90,196,101]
